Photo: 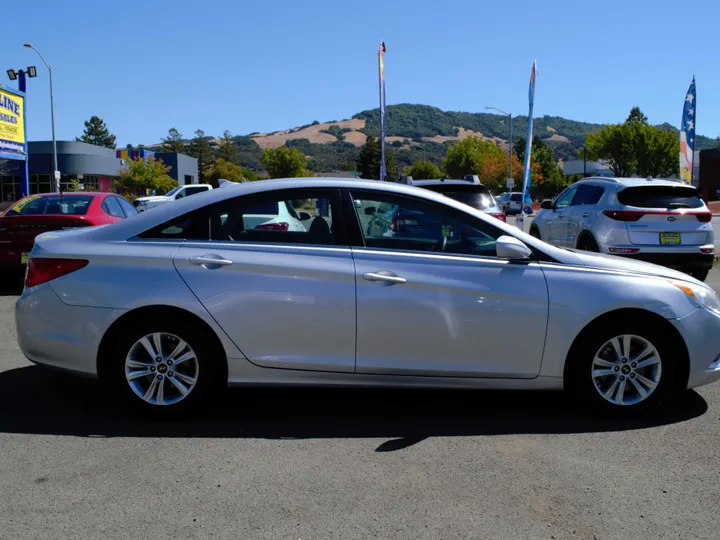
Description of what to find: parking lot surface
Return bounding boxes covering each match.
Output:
[1,272,720,539]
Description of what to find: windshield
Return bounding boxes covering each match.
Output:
[617,185,704,209]
[165,186,182,197]
[423,185,496,209]
[4,195,93,216]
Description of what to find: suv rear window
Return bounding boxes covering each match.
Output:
[617,186,703,209]
[510,193,522,201]
[423,185,496,209]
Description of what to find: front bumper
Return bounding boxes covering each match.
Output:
[671,306,720,389]
[15,283,123,377]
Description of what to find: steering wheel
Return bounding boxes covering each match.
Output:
[434,235,447,253]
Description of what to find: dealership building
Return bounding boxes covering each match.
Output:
[0,141,199,202]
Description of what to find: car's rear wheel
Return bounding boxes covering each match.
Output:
[577,235,599,252]
[107,320,223,414]
[529,226,541,240]
[567,318,680,414]
[689,266,710,282]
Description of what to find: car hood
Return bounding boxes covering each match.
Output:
[135,196,171,204]
[570,249,705,285]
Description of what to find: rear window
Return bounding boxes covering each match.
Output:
[423,185,496,209]
[510,193,522,201]
[5,195,93,216]
[245,201,279,214]
[617,186,703,209]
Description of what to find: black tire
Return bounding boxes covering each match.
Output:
[689,266,710,282]
[529,227,541,240]
[104,318,225,414]
[566,316,681,415]
[577,235,599,252]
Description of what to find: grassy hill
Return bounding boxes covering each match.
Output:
[155,104,719,174]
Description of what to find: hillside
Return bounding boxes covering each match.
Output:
[157,104,720,174]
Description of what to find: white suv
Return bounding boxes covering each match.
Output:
[134,184,213,212]
[531,177,714,281]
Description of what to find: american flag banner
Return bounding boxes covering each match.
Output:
[378,41,387,181]
[520,60,537,217]
[680,77,696,184]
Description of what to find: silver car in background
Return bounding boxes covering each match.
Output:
[15,178,720,416]
[531,177,714,281]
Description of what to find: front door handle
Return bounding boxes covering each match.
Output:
[362,271,407,284]
[582,212,590,218]
[189,255,233,267]
[557,213,564,218]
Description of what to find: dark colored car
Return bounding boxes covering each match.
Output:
[0,192,137,271]
[402,176,507,222]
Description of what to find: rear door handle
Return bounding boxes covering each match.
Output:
[558,213,564,218]
[189,255,233,266]
[362,271,407,284]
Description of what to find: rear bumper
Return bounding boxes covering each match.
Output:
[619,252,714,270]
[15,283,123,377]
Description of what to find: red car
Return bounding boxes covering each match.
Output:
[0,192,137,271]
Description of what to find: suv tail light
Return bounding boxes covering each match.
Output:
[255,222,289,231]
[486,212,507,223]
[25,258,88,288]
[603,210,712,222]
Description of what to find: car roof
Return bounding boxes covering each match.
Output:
[25,192,109,198]
[576,177,692,189]
[413,179,488,187]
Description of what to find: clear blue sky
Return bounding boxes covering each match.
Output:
[5,0,719,146]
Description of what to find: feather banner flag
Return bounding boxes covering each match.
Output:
[520,60,537,217]
[378,41,387,181]
[680,77,696,184]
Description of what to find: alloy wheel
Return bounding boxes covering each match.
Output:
[125,332,199,406]
[591,334,662,406]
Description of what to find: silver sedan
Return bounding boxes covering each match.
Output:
[15,178,720,415]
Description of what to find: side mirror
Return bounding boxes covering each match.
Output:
[540,199,553,210]
[496,235,532,260]
[354,200,362,208]
[298,212,312,221]
[364,207,376,216]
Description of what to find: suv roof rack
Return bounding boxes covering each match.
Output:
[462,175,481,184]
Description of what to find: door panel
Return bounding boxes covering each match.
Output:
[353,249,549,378]
[174,243,357,372]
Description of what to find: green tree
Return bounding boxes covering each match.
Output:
[356,135,398,180]
[187,129,215,183]
[584,123,637,177]
[217,130,240,164]
[205,158,248,187]
[633,124,680,178]
[261,146,309,178]
[444,136,510,187]
[405,160,442,180]
[514,136,565,196]
[115,156,177,195]
[76,116,116,149]
[626,106,648,124]
[161,128,185,153]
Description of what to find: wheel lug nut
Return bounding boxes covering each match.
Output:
[631,362,637,368]
[156,374,163,380]
[150,366,156,372]
[167,360,173,366]
[168,371,174,377]
[614,366,620,372]
[619,375,625,381]
[621,358,627,364]
[630,373,635,379]
[156,357,162,363]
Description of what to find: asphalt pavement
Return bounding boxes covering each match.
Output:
[1,273,720,539]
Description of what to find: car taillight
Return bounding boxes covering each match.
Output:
[701,247,714,254]
[696,212,712,223]
[25,258,88,288]
[602,210,645,222]
[255,222,289,231]
[487,212,506,222]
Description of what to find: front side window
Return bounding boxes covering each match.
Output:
[571,185,605,206]
[554,186,578,210]
[138,189,342,247]
[351,191,502,258]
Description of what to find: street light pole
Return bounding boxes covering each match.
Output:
[24,44,58,192]
[485,106,512,187]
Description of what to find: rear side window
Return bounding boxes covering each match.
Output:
[102,197,124,218]
[617,186,704,209]
[423,185,495,210]
[117,197,138,217]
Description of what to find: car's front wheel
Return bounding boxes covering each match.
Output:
[689,266,710,282]
[567,317,680,414]
[106,319,224,414]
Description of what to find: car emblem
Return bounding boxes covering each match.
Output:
[667,216,676,222]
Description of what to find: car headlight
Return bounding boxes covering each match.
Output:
[671,280,720,314]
